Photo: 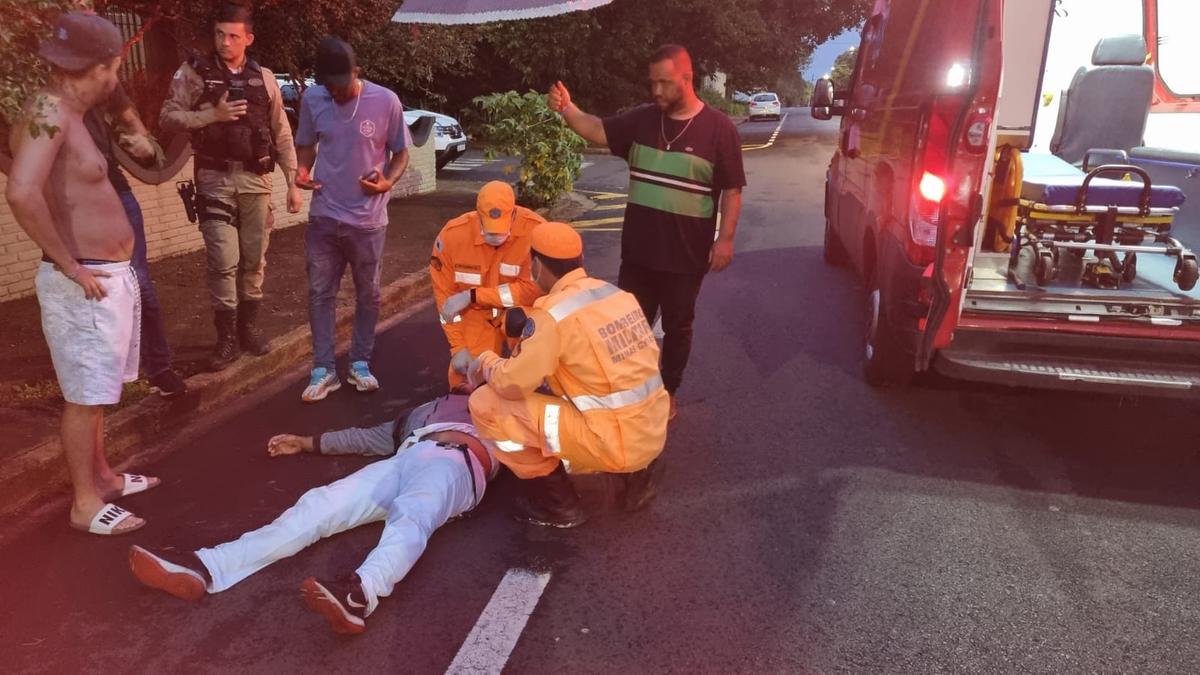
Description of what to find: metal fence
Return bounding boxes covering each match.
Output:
[107,11,147,82]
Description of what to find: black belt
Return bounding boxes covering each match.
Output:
[42,254,124,265]
[195,156,271,175]
[437,442,479,512]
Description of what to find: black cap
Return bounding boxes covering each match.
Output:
[39,12,123,72]
[314,36,355,88]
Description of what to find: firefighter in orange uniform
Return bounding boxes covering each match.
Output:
[430,181,545,391]
[467,222,670,528]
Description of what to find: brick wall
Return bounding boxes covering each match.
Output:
[0,139,436,302]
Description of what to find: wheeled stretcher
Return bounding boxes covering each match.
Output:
[1004,152,1197,291]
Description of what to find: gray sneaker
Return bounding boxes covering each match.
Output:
[301,367,341,402]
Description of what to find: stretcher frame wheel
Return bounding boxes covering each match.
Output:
[1034,250,1057,287]
[1175,256,1199,292]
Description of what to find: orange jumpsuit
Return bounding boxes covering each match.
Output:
[468,268,670,479]
[430,207,544,389]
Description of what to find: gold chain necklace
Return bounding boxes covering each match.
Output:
[661,110,699,151]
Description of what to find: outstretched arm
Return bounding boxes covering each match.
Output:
[549,81,607,147]
[267,421,399,457]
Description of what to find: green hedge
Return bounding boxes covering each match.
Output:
[698,89,748,117]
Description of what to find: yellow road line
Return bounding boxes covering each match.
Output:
[577,190,628,201]
[589,203,627,211]
[573,216,625,228]
[741,113,789,152]
[577,227,623,232]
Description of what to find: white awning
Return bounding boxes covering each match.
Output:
[392,0,613,25]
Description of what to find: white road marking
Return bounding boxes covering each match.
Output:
[445,569,552,675]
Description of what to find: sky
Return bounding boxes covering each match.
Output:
[807,30,862,81]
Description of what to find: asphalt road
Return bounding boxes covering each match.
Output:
[5,109,1200,673]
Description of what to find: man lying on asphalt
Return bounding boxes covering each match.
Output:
[128,394,495,635]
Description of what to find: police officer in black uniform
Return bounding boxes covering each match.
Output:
[160,2,301,371]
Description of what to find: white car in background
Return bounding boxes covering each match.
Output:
[748,92,782,121]
[403,108,468,169]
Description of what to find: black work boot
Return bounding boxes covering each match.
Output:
[514,463,588,528]
[622,457,665,512]
[237,299,271,356]
[207,309,241,372]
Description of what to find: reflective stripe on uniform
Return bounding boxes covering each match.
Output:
[455,271,482,285]
[500,263,521,277]
[543,404,562,455]
[495,440,525,453]
[498,284,515,308]
[547,284,620,322]
[438,314,464,325]
[570,373,664,412]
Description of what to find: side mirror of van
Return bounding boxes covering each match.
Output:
[811,77,841,120]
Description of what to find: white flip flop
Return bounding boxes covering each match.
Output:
[72,503,145,536]
[117,474,159,498]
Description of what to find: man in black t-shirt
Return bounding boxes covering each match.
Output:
[549,44,746,420]
[85,85,187,397]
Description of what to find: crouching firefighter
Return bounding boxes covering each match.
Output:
[467,222,670,528]
[160,2,302,371]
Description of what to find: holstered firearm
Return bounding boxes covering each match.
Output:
[176,180,198,223]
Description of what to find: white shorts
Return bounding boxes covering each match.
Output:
[36,261,141,406]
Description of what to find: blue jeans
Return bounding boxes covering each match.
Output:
[306,216,387,370]
[120,190,172,377]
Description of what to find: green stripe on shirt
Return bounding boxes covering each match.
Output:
[628,143,715,186]
[628,179,716,218]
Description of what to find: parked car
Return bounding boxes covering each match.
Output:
[813,0,1200,398]
[275,74,313,132]
[748,92,782,121]
[403,108,467,169]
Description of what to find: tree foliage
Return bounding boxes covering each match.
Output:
[0,0,77,129]
[474,90,585,209]
[830,47,858,90]
[468,0,871,117]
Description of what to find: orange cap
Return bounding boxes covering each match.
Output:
[476,181,516,234]
[530,221,583,259]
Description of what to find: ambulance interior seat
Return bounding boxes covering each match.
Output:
[1049,34,1154,166]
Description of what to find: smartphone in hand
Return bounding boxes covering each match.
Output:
[228,85,246,101]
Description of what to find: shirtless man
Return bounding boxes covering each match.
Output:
[6,12,160,536]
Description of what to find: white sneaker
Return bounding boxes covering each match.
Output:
[346,361,380,392]
[302,367,341,402]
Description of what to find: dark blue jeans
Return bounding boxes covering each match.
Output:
[306,216,387,370]
[121,190,172,377]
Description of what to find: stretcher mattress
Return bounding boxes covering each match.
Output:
[1019,153,1185,209]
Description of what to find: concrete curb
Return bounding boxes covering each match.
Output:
[0,271,433,521]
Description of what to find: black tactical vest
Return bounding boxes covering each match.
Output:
[190,54,275,174]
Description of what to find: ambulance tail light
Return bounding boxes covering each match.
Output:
[907,97,960,264]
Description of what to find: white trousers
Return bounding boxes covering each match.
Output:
[195,440,482,615]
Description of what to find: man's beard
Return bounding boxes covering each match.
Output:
[657,95,686,115]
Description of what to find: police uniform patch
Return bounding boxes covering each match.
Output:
[430,256,443,271]
[522,318,537,338]
[489,208,502,219]
[249,78,264,86]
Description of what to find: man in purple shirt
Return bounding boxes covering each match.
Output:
[295,36,410,402]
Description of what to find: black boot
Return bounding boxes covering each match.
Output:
[237,300,271,356]
[514,463,588,528]
[622,457,665,512]
[207,309,241,372]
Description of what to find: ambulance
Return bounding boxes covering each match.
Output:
[814,0,1200,395]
